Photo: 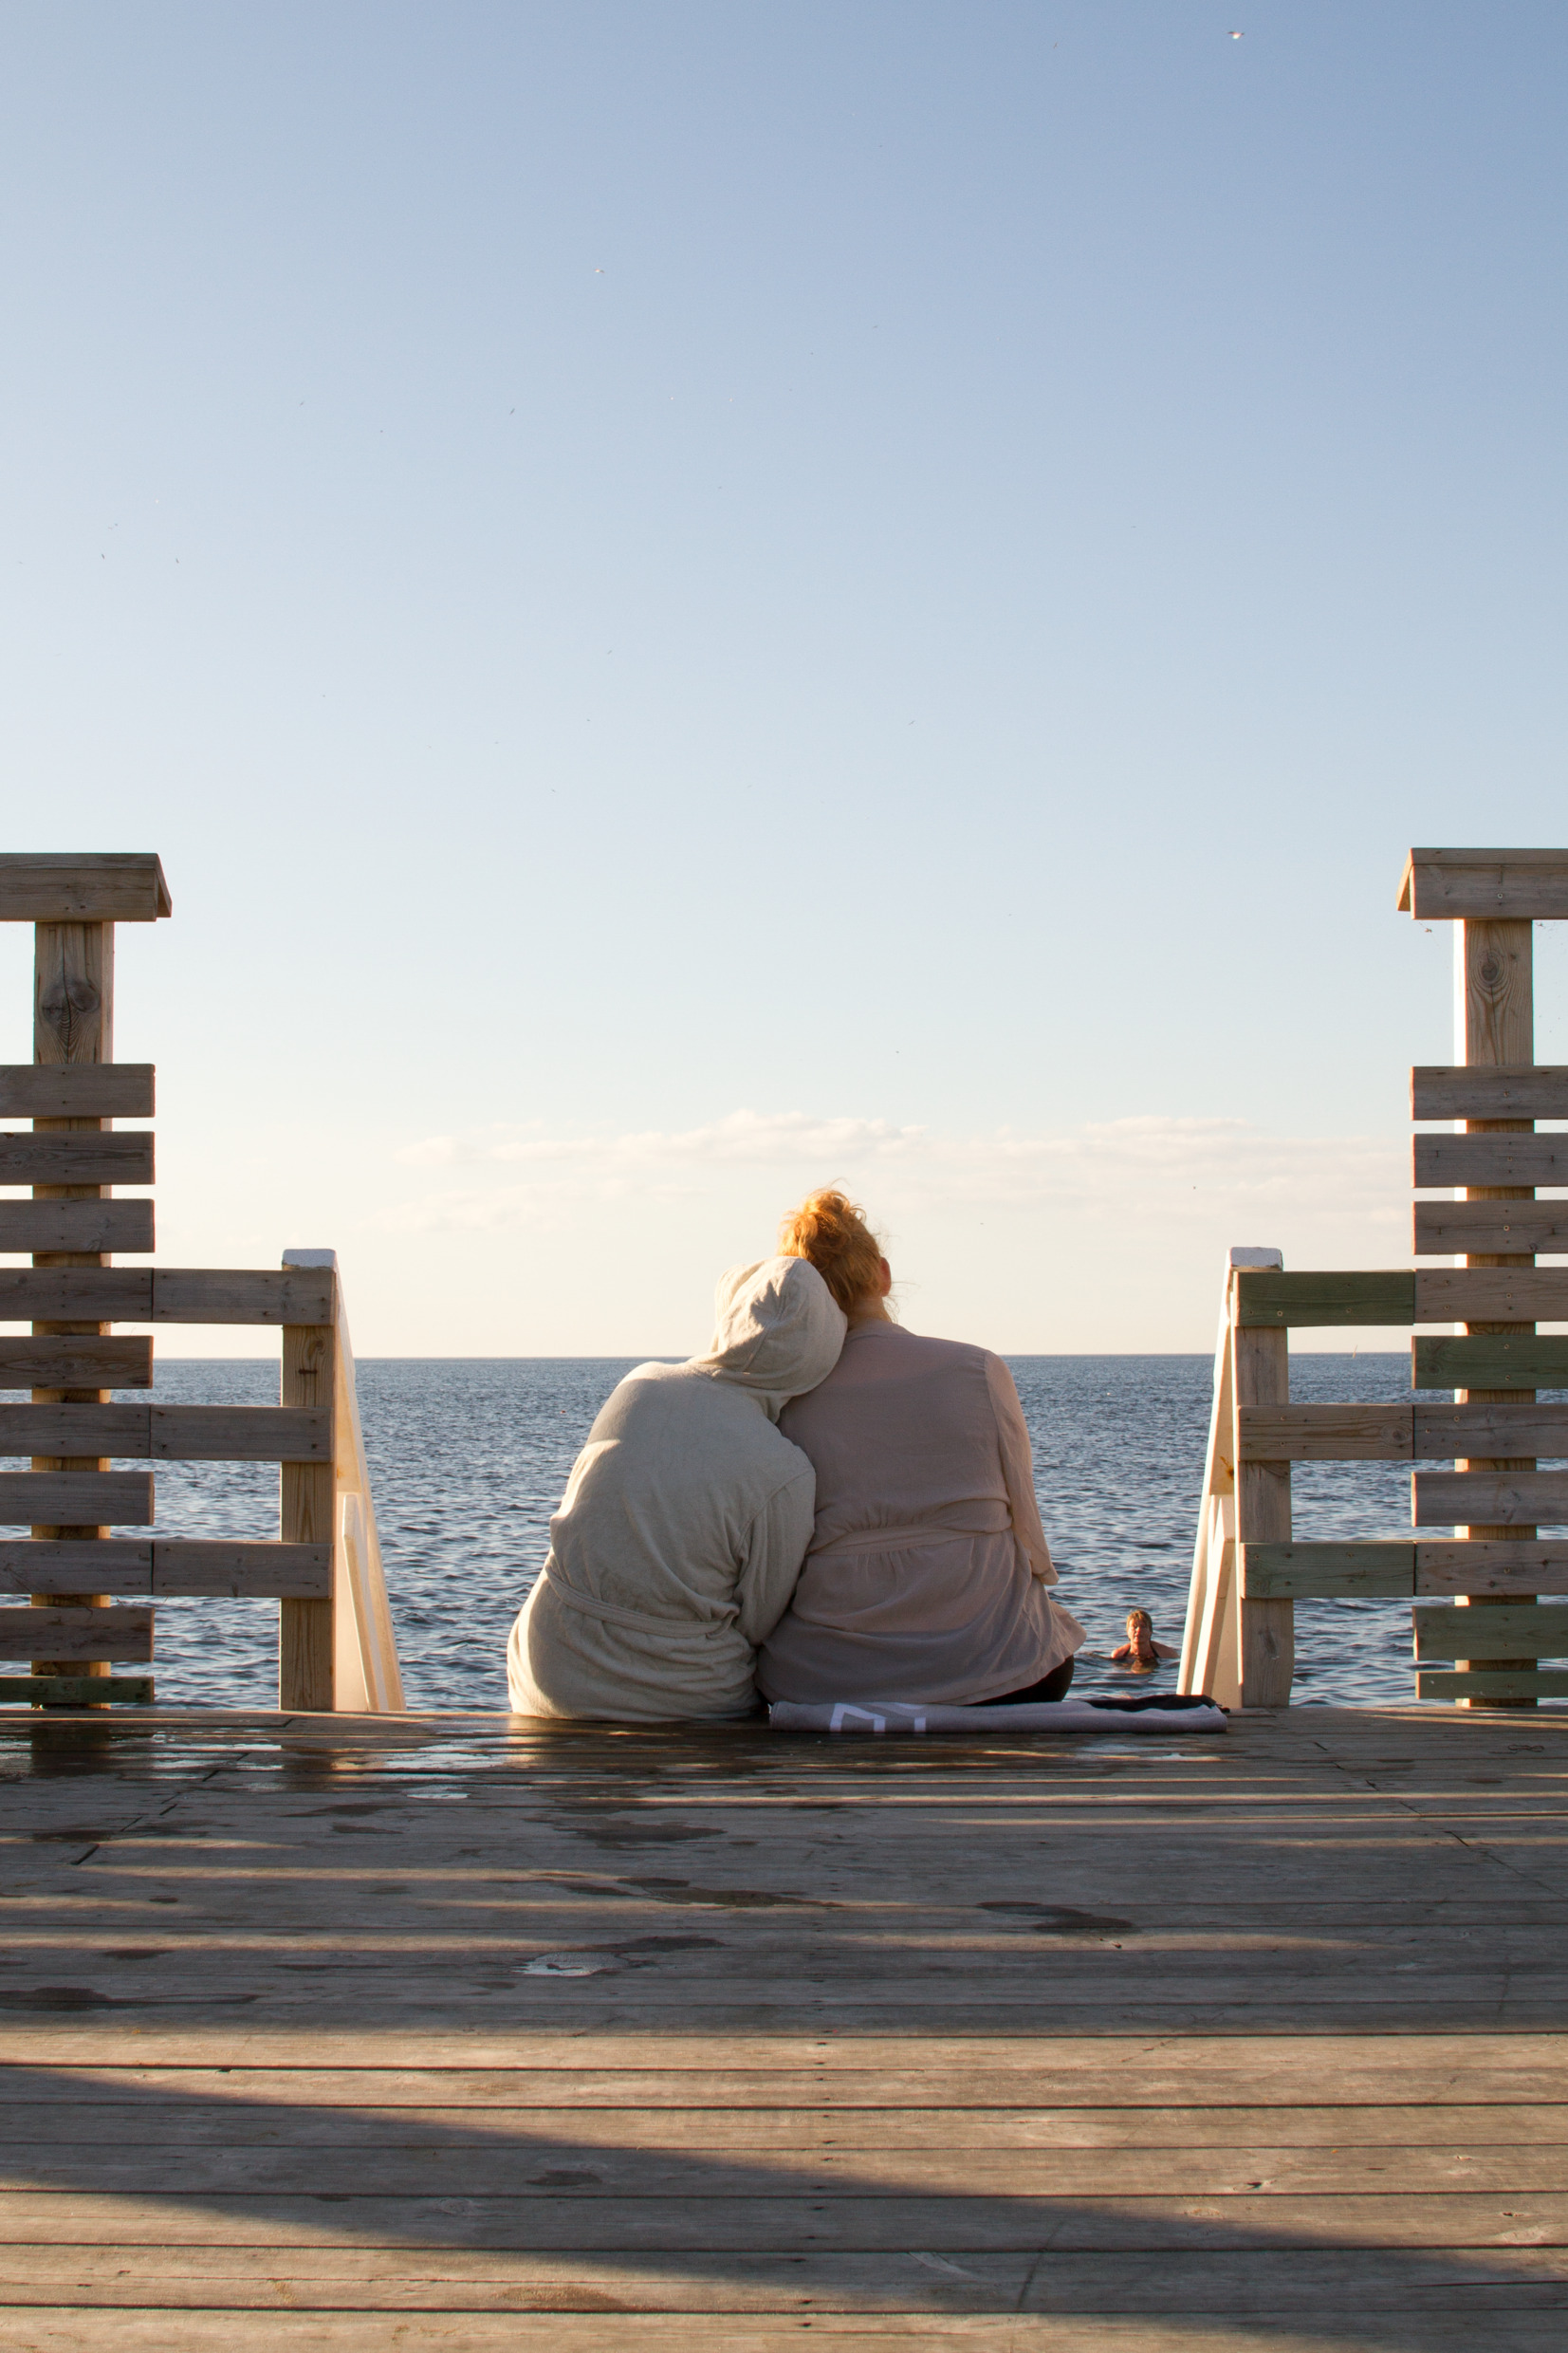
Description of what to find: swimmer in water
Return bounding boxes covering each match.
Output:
[1111,1608,1177,1672]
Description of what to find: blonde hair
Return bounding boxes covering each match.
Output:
[778,1188,885,1316]
[1126,1609,1153,1636]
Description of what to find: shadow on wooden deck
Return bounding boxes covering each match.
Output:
[0,1705,1564,2345]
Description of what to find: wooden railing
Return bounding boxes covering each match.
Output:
[0,1235,404,1710]
[1178,1252,1568,1709]
[0,850,403,1712]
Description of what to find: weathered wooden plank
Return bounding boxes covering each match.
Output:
[1236,1405,1412,1460]
[0,1336,152,1388]
[1231,1327,1293,1704]
[1399,845,1568,921]
[0,1539,328,1598]
[0,2247,1563,2325]
[0,1606,153,1662]
[0,1472,152,1526]
[0,1269,150,1323]
[1415,1405,1568,1459]
[1233,1269,1415,1328]
[0,1405,326,1462]
[150,1543,330,1599]
[1416,1540,1568,1593]
[1413,1335,1568,1391]
[1413,1603,1568,1660]
[0,1675,152,1704]
[1418,1667,1568,1698]
[0,854,171,924]
[1239,1544,1415,1600]
[0,1540,151,1595]
[1413,1132,1568,1189]
[0,1064,155,1120]
[1415,1269,1568,1325]
[152,1407,329,1461]
[4,2183,1568,2251]
[0,1199,155,1255]
[8,2099,1566,2149]
[1413,1472,1568,1526]
[0,1406,146,1458]
[281,1323,337,1708]
[1414,1199,1568,1255]
[0,1131,153,1186]
[1412,1064,1568,1120]
[0,1269,336,1326]
[153,1269,337,1325]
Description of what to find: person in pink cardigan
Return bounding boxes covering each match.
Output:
[756,1190,1085,1708]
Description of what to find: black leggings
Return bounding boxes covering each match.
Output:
[975,1656,1075,1706]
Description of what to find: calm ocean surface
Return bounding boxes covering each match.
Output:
[10,1350,1477,1713]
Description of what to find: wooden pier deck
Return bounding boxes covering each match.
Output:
[0,1704,1565,2349]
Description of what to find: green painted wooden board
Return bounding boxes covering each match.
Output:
[1234,1270,1415,1328]
[1240,1544,1415,1599]
[1412,1603,1568,1659]
[1416,1668,1568,1698]
[1413,1336,1568,1392]
[0,1676,154,1705]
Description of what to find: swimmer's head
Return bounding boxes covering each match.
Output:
[1126,1609,1153,1637]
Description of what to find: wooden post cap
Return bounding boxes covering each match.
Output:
[0,854,171,922]
[1398,847,1568,920]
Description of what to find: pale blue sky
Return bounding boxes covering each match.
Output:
[3,4,1566,1351]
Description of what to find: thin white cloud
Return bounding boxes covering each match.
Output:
[383,1108,1406,1235]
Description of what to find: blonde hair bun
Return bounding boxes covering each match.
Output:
[777,1188,885,1315]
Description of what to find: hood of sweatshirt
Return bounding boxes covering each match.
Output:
[689,1255,847,1420]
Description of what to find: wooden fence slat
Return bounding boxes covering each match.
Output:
[1413,1133,1568,1188]
[0,1605,153,1661]
[1232,1270,1415,1328]
[152,1269,338,1325]
[0,1131,153,1185]
[1415,1269,1568,1324]
[0,1540,330,1598]
[1412,1601,1568,1659]
[0,1472,152,1526]
[0,1269,339,1326]
[0,1337,152,1388]
[0,1269,150,1323]
[1237,1406,1412,1460]
[0,1675,152,1703]
[0,1406,146,1458]
[151,1407,331,1460]
[0,1064,154,1118]
[1417,1540,1568,1594]
[1413,1335,1568,1391]
[1239,1543,1416,1600]
[1411,1064,1568,1119]
[0,1540,151,1594]
[1412,1471,1568,1526]
[151,1542,331,1598]
[0,1405,328,1461]
[1417,1667,1568,1697]
[1415,1404,1568,1458]
[0,1199,155,1254]
[1414,1200,1568,1255]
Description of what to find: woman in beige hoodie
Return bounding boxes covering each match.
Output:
[757,1192,1084,1708]
[507,1257,846,1721]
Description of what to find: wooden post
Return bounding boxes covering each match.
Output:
[1234,1312,1294,1707]
[1454,917,1537,1708]
[280,1317,337,1710]
[29,920,116,1698]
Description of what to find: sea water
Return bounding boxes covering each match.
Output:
[4,1351,1456,1713]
